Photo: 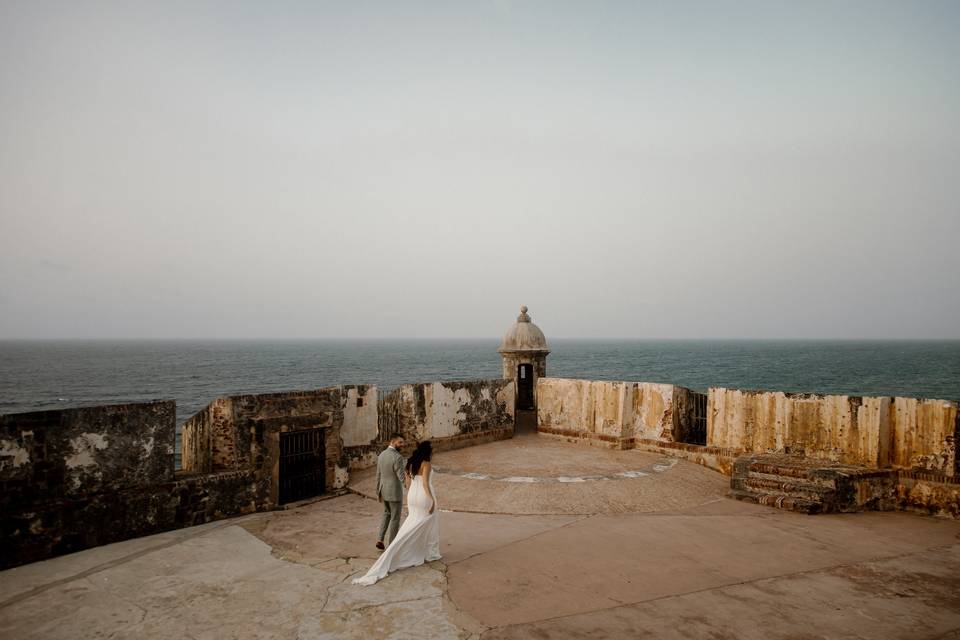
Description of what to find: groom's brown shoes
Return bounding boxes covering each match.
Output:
[376,541,385,550]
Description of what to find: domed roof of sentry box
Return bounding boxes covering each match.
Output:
[498,306,549,353]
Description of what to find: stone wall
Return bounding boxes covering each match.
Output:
[1,388,367,570]
[2,466,263,570]
[896,470,960,518]
[182,379,515,478]
[180,396,229,473]
[0,401,183,569]
[891,397,958,474]
[2,378,509,569]
[348,379,516,470]
[181,386,360,497]
[0,401,176,505]
[536,378,693,448]
[708,388,958,475]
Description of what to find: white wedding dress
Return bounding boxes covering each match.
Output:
[353,471,441,586]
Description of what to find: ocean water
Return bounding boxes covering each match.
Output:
[2,340,959,466]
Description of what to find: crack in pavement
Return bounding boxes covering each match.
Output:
[322,593,445,616]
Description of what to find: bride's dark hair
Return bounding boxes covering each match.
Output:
[405,441,432,477]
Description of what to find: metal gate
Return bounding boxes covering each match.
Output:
[279,428,326,505]
[688,392,707,446]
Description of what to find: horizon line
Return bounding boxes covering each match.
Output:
[2,336,959,342]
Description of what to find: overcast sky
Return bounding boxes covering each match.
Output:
[1,1,958,339]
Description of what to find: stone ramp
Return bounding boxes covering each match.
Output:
[730,454,898,514]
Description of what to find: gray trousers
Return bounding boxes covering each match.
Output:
[378,500,402,545]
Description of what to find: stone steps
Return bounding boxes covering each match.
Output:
[732,476,836,503]
[730,454,896,515]
[728,488,823,514]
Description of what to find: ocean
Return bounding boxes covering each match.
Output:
[2,340,959,467]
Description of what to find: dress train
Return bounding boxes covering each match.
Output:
[353,473,440,586]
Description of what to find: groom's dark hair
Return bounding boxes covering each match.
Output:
[389,433,404,442]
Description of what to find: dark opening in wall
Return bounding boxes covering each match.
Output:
[517,363,535,410]
[685,391,708,446]
[279,428,327,504]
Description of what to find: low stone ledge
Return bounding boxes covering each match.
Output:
[344,428,515,472]
[898,469,960,485]
[537,425,633,450]
[431,427,514,453]
[633,439,739,475]
[896,470,960,518]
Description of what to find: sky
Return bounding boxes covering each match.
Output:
[1,1,958,340]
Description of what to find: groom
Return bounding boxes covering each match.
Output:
[375,433,406,550]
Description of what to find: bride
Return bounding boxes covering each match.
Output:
[353,440,441,586]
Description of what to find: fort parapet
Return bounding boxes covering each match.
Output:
[0,379,515,570]
[708,388,957,474]
[0,401,261,569]
[534,379,958,478]
[5,308,957,570]
[1,376,957,570]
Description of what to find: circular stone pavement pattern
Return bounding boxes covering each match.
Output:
[348,434,729,515]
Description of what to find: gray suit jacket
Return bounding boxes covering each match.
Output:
[376,447,405,503]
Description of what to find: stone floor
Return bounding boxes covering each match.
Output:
[2,435,960,639]
[350,434,731,514]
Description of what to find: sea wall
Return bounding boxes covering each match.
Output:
[0,402,190,569]
[708,388,958,475]
[536,378,695,448]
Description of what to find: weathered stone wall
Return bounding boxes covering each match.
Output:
[0,401,175,502]
[2,379,514,569]
[2,466,264,570]
[890,397,958,474]
[536,378,629,447]
[536,378,689,448]
[2,390,358,570]
[669,386,700,445]
[180,399,214,473]
[708,388,958,474]
[232,387,352,500]
[183,380,515,479]
[896,470,960,518]
[341,385,379,447]
[0,401,183,570]
[352,379,515,469]
[183,386,356,498]
[500,353,548,380]
[633,382,685,441]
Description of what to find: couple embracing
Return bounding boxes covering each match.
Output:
[353,434,441,586]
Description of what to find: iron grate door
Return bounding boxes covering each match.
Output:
[279,428,326,505]
[689,392,708,446]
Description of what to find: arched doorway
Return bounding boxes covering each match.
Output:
[517,363,535,410]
